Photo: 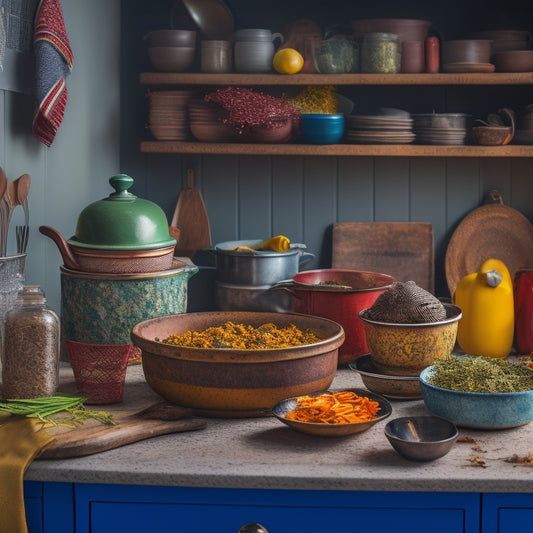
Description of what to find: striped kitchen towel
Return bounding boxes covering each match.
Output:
[32,0,73,147]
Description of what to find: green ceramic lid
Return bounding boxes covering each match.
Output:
[68,174,176,250]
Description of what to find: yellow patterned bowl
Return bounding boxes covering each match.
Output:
[358,304,462,376]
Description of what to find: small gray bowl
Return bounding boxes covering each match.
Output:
[420,366,533,430]
[384,416,458,462]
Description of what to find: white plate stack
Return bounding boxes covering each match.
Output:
[344,114,415,144]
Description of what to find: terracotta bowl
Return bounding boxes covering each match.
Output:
[130,311,345,418]
[244,118,301,143]
[442,39,492,65]
[471,125,513,146]
[493,50,533,72]
[148,46,196,72]
[358,304,462,376]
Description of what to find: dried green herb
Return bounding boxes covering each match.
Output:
[427,356,533,393]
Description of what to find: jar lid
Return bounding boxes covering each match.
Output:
[16,285,46,305]
[68,174,176,251]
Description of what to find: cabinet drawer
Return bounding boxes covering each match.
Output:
[75,484,480,533]
[483,493,533,533]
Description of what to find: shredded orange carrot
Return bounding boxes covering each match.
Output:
[285,391,380,424]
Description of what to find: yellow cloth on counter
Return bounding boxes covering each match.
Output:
[0,416,54,533]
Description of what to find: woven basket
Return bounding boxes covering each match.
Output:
[66,340,133,404]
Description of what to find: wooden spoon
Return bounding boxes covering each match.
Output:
[15,174,30,207]
[0,166,6,201]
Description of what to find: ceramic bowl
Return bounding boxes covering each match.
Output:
[358,304,462,376]
[148,46,196,72]
[471,126,513,146]
[130,311,345,418]
[244,117,300,144]
[419,366,533,429]
[299,113,345,144]
[493,50,533,72]
[144,30,197,47]
[272,388,392,436]
[349,354,422,399]
[442,40,492,65]
[384,416,459,461]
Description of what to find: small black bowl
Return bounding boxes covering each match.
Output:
[384,415,459,461]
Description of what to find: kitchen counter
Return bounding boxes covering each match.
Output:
[25,364,533,494]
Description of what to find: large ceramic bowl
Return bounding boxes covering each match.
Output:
[131,311,345,418]
[420,366,533,429]
[359,304,462,375]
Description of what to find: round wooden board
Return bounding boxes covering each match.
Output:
[445,202,533,297]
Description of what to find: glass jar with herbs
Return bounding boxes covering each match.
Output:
[1,285,60,399]
[360,32,401,74]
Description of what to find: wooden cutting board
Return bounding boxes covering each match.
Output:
[38,403,206,459]
[171,168,212,258]
[332,222,435,294]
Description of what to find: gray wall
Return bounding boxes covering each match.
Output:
[0,0,121,314]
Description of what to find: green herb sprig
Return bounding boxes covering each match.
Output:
[0,393,116,427]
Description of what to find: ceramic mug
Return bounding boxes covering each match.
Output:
[234,28,284,72]
[234,40,278,73]
[401,41,425,73]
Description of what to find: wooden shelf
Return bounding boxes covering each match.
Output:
[140,72,533,87]
[140,141,533,157]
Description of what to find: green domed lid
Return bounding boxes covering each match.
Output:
[68,174,176,250]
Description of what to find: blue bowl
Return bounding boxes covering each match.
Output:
[300,113,345,144]
[419,366,533,430]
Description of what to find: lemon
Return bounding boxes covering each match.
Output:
[273,48,304,74]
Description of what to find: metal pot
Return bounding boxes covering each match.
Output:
[214,239,314,285]
[39,174,177,273]
[270,269,395,366]
[60,260,197,358]
[215,281,292,312]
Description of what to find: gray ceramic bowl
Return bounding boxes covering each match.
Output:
[349,354,422,400]
[384,416,458,461]
[420,366,533,429]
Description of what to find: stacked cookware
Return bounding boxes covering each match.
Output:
[39,174,198,359]
[213,238,313,312]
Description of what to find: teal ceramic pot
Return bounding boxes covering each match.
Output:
[60,261,197,355]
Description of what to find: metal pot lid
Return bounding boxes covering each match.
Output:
[68,174,176,251]
[215,239,303,256]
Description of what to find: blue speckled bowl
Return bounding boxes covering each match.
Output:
[419,366,533,430]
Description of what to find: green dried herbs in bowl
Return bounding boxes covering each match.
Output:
[420,356,533,429]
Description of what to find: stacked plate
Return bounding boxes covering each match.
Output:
[147,90,196,141]
[344,114,415,144]
[412,113,471,145]
[188,99,241,142]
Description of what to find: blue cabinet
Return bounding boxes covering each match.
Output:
[25,482,480,533]
[482,493,533,533]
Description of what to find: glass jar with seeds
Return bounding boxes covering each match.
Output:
[360,32,401,74]
[2,285,60,399]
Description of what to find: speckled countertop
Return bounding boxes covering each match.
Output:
[25,365,533,493]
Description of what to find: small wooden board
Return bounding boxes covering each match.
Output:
[38,403,206,459]
[332,222,435,293]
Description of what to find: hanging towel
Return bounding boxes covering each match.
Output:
[32,0,73,147]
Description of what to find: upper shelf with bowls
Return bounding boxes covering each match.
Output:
[140,72,533,157]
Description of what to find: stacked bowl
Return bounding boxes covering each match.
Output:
[144,29,197,72]
[412,113,472,145]
[147,90,196,141]
[188,98,241,142]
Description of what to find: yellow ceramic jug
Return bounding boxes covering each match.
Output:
[454,258,514,358]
